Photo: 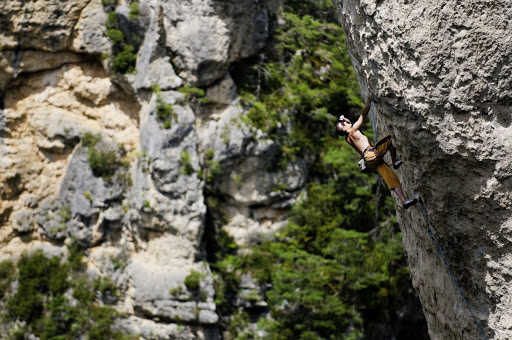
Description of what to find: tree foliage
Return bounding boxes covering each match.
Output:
[211,1,428,339]
[3,247,132,339]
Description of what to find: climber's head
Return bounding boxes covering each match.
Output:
[335,116,351,136]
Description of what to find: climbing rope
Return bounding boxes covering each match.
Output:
[370,101,379,143]
[370,101,488,340]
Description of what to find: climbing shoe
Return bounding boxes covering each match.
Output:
[393,158,403,169]
[403,198,418,209]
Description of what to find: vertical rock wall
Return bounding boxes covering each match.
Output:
[0,0,290,338]
[334,0,512,339]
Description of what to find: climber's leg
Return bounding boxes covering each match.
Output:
[375,135,402,169]
[392,186,407,203]
[375,162,400,191]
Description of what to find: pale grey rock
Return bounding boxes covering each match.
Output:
[36,198,70,241]
[103,206,125,222]
[115,4,148,51]
[26,137,132,245]
[162,0,278,86]
[114,316,197,340]
[66,219,92,245]
[59,144,125,216]
[235,274,267,308]
[135,2,182,91]
[71,0,111,54]
[1,0,287,335]
[136,56,182,91]
[213,0,274,60]
[198,308,219,324]
[12,209,35,233]
[136,92,206,245]
[335,0,512,339]
[197,103,306,245]
[127,254,217,325]
[0,0,90,51]
[206,73,237,105]
[162,0,230,86]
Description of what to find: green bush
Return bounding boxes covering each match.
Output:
[102,0,117,7]
[128,1,140,19]
[156,96,174,120]
[3,248,130,338]
[113,45,137,73]
[104,3,139,75]
[88,148,119,179]
[0,260,16,298]
[203,150,222,184]
[113,45,137,74]
[106,29,125,43]
[180,150,194,175]
[184,270,203,290]
[178,86,206,100]
[81,132,100,147]
[106,11,118,28]
[6,251,69,323]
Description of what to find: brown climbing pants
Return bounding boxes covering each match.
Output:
[363,135,401,189]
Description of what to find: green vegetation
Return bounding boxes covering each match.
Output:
[0,260,16,298]
[184,270,204,291]
[233,2,360,168]
[201,149,222,183]
[156,96,174,121]
[81,133,129,182]
[180,150,194,175]
[81,132,100,147]
[88,148,119,179]
[169,285,183,296]
[152,85,178,129]
[102,0,117,7]
[2,246,130,339]
[178,86,205,100]
[58,206,72,222]
[113,45,137,74]
[103,4,138,74]
[106,28,124,43]
[128,1,140,20]
[205,1,427,339]
[178,86,211,105]
[84,191,93,202]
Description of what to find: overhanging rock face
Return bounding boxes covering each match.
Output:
[334,0,512,339]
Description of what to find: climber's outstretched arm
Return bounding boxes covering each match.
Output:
[351,97,372,131]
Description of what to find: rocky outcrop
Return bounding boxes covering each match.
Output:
[334,0,512,339]
[0,0,291,337]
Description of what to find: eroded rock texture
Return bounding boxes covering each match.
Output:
[0,0,288,338]
[334,0,512,339]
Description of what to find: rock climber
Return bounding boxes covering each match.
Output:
[335,96,418,209]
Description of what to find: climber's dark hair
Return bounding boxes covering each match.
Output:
[334,129,348,137]
[334,122,347,136]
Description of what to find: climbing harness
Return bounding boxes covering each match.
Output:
[370,101,489,340]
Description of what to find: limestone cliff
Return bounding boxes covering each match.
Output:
[0,0,286,338]
[334,0,512,339]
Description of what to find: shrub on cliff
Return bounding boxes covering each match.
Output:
[113,45,137,74]
[2,247,130,339]
[103,6,138,74]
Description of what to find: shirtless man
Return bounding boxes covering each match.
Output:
[335,97,418,209]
